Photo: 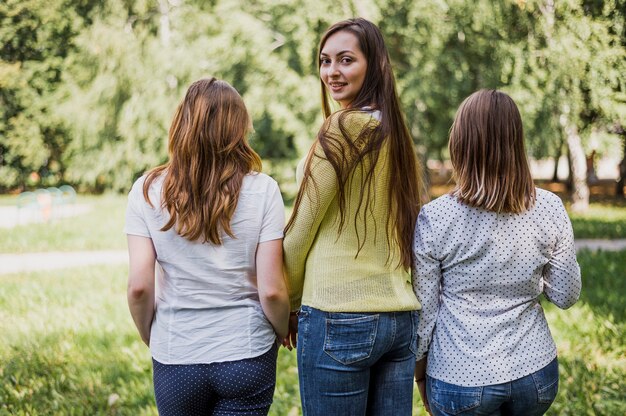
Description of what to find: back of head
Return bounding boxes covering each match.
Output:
[449,89,535,213]
[144,78,262,244]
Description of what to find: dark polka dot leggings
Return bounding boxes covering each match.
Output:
[152,345,277,416]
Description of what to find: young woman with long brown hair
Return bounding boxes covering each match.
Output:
[125,78,289,416]
[282,18,423,415]
[413,90,581,415]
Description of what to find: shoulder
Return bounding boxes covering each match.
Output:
[535,187,561,204]
[243,172,281,193]
[325,109,379,136]
[128,172,164,206]
[533,187,569,224]
[421,194,460,218]
[534,188,566,212]
[128,174,148,197]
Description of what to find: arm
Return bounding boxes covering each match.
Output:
[413,207,442,361]
[415,357,431,414]
[284,111,375,310]
[127,235,157,346]
[283,145,338,310]
[542,204,581,309]
[257,239,290,339]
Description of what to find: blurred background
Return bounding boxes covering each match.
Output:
[1,0,625,207]
[1,0,625,415]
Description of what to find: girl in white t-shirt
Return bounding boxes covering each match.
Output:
[125,78,289,416]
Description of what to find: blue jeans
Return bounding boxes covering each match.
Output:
[426,357,559,416]
[297,305,419,416]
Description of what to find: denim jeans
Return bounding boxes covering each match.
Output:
[296,305,419,416]
[426,357,559,416]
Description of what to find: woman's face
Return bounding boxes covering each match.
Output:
[320,30,367,109]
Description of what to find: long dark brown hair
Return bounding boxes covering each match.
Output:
[285,18,422,270]
[143,78,262,244]
[449,89,535,213]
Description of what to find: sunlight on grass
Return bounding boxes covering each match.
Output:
[1,195,624,414]
[569,203,626,239]
[0,194,127,253]
[1,249,624,414]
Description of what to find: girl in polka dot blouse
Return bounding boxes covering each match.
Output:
[413,90,581,416]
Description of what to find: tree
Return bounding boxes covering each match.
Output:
[0,0,101,191]
[505,0,625,211]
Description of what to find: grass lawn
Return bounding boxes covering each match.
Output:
[0,194,624,414]
[567,201,626,239]
[1,250,624,415]
[0,194,127,253]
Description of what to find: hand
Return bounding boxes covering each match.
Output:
[282,313,299,350]
[416,379,431,415]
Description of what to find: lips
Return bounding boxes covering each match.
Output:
[329,82,347,91]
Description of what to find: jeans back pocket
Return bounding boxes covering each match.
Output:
[323,315,379,365]
[531,357,559,404]
[428,377,482,415]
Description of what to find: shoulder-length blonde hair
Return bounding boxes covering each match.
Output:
[449,89,535,213]
[143,78,261,244]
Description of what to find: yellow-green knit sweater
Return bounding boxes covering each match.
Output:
[283,110,421,312]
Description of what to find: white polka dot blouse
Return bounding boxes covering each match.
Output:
[413,188,581,386]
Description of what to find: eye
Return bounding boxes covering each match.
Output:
[320,57,331,65]
[341,57,353,63]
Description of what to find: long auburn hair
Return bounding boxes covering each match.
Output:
[285,18,422,270]
[143,78,262,244]
[449,89,535,213]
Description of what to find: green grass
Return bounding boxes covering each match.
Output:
[1,250,624,415]
[570,203,626,239]
[543,249,626,415]
[0,194,126,253]
[0,194,624,414]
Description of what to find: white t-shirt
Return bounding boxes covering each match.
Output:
[124,172,285,364]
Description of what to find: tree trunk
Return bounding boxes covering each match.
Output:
[561,118,589,212]
[617,132,626,198]
[552,138,563,182]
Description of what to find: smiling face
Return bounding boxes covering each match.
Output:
[319,30,367,109]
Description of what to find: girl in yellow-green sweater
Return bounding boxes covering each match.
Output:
[282,18,424,416]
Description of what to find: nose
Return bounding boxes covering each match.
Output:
[328,61,340,77]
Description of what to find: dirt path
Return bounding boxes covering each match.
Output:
[0,250,127,275]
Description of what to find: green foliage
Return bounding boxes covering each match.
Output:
[1,0,625,202]
[0,0,101,192]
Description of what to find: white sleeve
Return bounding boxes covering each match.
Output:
[124,178,151,238]
[259,180,285,243]
[542,200,581,309]
[413,206,443,360]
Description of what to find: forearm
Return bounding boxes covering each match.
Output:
[543,217,581,309]
[127,285,155,345]
[415,357,427,381]
[260,294,290,339]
